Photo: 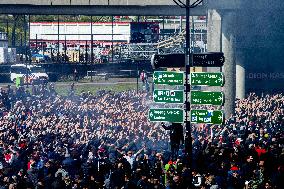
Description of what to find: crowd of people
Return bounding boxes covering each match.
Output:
[0,83,283,189]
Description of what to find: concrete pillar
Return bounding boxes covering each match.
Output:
[207,10,237,118]
[206,9,222,91]
[236,50,245,99]
[222,11,236,118]
[207,9,221,52]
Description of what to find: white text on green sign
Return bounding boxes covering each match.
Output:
[153,89,184,104]
[190,72,224,86]
[153,71,184,86]
[148,108,184,123]
[191,91,224,106]
[191,110,224,124]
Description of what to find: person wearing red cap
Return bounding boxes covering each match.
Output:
[230,166,239,171]
[227,163,243,189]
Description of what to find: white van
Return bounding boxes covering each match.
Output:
[10,64,49,83]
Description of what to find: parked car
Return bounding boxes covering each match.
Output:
[10,64,49,84]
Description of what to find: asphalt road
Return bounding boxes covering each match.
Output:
[0,81,145,87]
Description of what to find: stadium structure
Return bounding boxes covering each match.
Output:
[28,18,207,62]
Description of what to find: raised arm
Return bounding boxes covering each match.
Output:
[133,146,145,158]
[161,122,172,130]
[116,147,124,156]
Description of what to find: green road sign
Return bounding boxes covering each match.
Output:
[191,91,224,106]
[190,72,224,86]
[191,110,224,124]
[148,108,184,123]
[153,71,184,86]
[153,89,184,103]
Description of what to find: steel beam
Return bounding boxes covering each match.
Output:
[0,5,206,16]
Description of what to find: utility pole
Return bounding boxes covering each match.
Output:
[28,15,31,63]
[57,15,60,63]
[91,16,93,64]
[6,16,9,46]
[85,40,88,63]
[35,34,38,52]
[111,15,114,63]
[24,15,28,87]
[27,15,31,88]
[64,35,67,62]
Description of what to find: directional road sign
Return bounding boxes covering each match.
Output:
[151,52,225,69]
[191,110,224,124]
[192,52,225,67]
[153,89,184,104]
[190,72,224,86]
[153,71,184,86]
[191,91,224,106]
[148,108,184,123]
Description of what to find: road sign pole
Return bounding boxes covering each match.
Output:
[185,0,193,184]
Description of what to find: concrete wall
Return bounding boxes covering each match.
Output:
[207,1,284,97]
[234,9,284,94]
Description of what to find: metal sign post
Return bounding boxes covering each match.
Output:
[184,1,192,184]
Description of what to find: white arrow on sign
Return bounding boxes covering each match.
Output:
[153,76,157,81]
[154,59,158,65]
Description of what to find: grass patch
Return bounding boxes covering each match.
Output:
[55,83,139,96]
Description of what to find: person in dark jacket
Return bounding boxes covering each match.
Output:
[110,163,125,188]
[241,155,257,182]
[51,173,65,189]
[124,174,137,189]
[93,148,112,187]
[137,173,150,189]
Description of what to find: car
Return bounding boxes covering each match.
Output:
[10,64,49,84]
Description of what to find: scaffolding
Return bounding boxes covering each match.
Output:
[120,43,158,60]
